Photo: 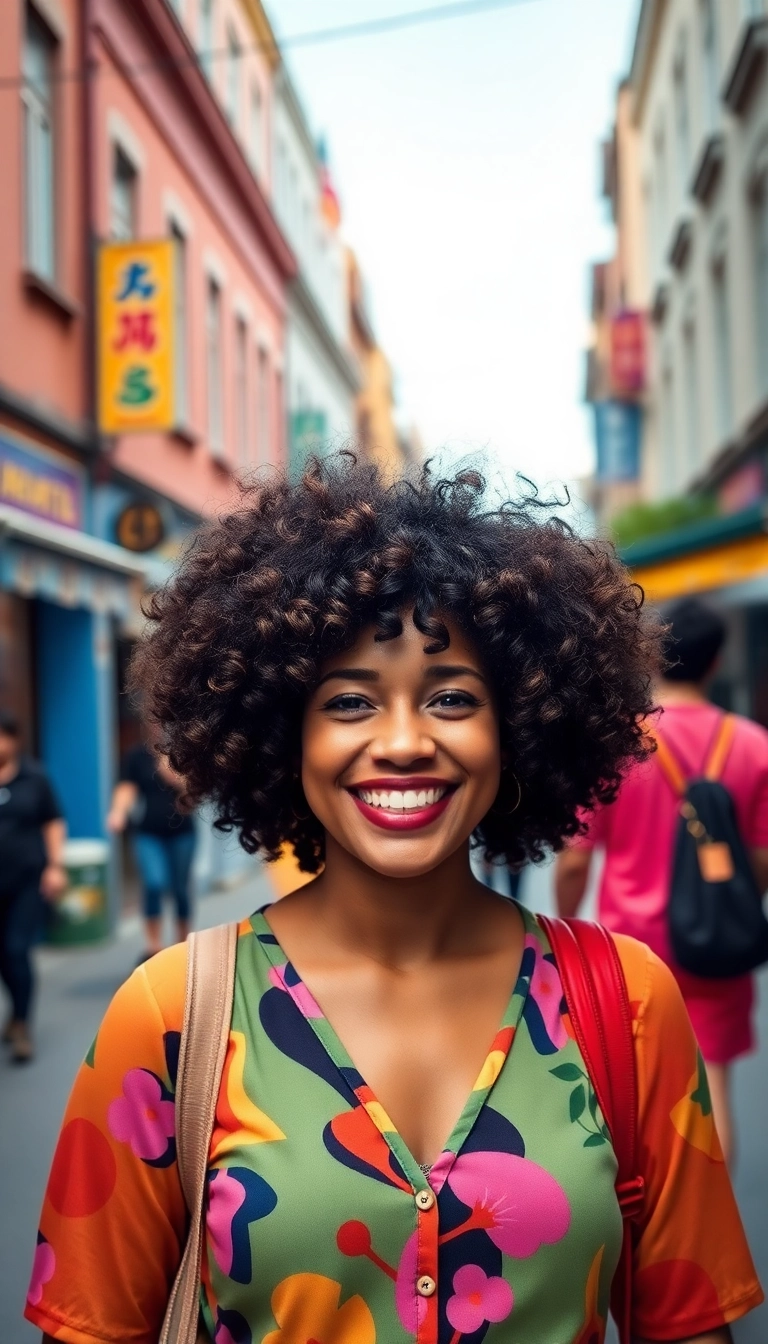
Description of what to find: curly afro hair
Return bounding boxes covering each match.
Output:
[131,454,661,873]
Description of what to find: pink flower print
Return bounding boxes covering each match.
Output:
[27,1235,55,1307]
[108,1068,175,1162]
[268,963,323,1018]
[527,936,568,1051]
[445,1150,570,1257]
[446,1264,514,1334]
[207,1169,247,1277]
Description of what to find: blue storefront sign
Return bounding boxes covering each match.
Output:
[0,431,84,529]
[594,401,641,482]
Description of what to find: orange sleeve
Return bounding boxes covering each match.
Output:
[24,943,189,1344]
[614,936,763,1341]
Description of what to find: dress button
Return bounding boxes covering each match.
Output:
[415,1189,435,1211]
[417,1275,436,1298]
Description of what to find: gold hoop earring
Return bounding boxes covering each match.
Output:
[493,773,522,815]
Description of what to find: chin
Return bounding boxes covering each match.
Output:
[348,838,464,881]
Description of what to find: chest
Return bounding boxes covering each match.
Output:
[0,777,41,827]
[202,932,624,1344]
[302,961,518,1165]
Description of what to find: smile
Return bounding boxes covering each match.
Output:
[347,779,458,832]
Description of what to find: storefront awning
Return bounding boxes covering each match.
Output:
[0,502,148,621]
[621,503,768,604]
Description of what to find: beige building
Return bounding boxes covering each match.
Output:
[592,1,768,721]
[632,0,768,502]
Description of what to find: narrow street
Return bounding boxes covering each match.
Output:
[2,864,766,1342]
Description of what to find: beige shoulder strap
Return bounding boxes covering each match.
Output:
[159,921,238,1344]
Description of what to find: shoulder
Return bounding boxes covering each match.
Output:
[611,934,696,1067]
[730,712,768,758]
[135,940,188,1031]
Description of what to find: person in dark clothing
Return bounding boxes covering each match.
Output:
[107,733,196,959]
[0,710,66,1063]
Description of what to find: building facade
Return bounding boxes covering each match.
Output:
[587,0,768,721]
[272,71,359,468]
[0,0,296,909]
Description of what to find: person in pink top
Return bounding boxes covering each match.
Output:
[556,596,768,1164]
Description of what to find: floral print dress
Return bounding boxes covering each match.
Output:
[26,904,762,1344]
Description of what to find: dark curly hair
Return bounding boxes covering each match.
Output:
[131,454,661,873]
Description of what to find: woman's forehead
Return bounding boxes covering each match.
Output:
[319,612,481,674]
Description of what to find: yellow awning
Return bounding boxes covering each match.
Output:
[632,532,768,603]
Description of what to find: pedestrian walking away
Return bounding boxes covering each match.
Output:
[27,459,762,1344]
[107,729,197,961]
[0,710,67,1064]
[556,597,768,1168]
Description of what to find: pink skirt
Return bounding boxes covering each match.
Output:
[672,964,755,1065]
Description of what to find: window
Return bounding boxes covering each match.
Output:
[661,366,676,494]
[275,370,284,463]
[249,83,262,176]
[673,50,691,195]
[682,321,699,477]
[22,6,57,281]
[257,347,269,465]
[743,0,763,18]
[235,317,248,466]
[226,26,241,126]
[711,261,732,442]
[653,130,668,267]
[170,223,188,424]
[110,146,137,240]
[700,0,719,134]
[754,185,768,394]
[199,0,214,79]
[206,278,223,455]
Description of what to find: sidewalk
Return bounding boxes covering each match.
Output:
[0,866,274,1344]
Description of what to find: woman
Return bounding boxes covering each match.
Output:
[107,728,196,960]
[0,710,66,1064]
[27,460,761,1343]
[555,597,768,1166]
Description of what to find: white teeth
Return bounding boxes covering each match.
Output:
[356,786,449,811]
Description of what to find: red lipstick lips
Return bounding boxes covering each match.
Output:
[347,777,458,832]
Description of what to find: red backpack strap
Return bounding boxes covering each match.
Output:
[538,916,644,1344]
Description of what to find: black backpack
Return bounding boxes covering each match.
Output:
[654,715,768,979]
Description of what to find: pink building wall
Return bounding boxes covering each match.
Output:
[90,0,295,516]
[0,0,88,438]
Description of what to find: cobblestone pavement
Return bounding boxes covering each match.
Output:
[3,863,766,1342]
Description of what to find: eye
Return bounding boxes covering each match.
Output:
[322,693,375,715]
[428,689,482,712]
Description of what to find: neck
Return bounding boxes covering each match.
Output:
[655,678,708,707]
[309,836,498,968]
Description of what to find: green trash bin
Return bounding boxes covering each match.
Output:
[47,839,110,945]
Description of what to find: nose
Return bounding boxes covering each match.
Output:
[369,702,437,768]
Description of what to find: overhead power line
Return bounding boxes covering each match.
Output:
[0,0,541,90]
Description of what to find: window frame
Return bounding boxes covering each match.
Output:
[235,314,249,468]
[110,143,139,242]
[206,275,224,457]
[21,4,58,283]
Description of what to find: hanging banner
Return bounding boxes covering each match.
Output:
[97,239,176,434]
[594,401,642,482]
[610,310,646,397]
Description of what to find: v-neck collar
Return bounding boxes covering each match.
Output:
[250,903,539,1194]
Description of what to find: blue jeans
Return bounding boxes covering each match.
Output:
[132,830,196,922]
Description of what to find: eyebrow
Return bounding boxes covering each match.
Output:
[316,667,380,688]
[315,663,487,689]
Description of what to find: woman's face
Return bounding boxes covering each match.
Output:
[301,614,501,879]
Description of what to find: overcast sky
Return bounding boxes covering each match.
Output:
[266,0,641,494]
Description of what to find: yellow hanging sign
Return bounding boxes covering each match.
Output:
[97,239,176,434]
